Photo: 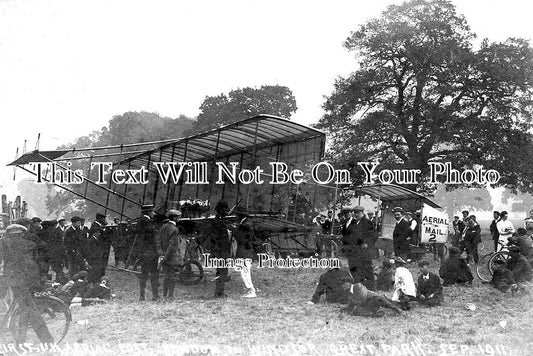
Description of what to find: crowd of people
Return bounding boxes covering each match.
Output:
[307,206,533,316]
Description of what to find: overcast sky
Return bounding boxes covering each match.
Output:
[1,0,532,196]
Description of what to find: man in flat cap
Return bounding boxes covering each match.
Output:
[341,206,375,290]
[136,204,161,301]
[159,209,186,301]
[64,216,87,277]
[209,201,232,298]
[0,224,54,343]
[392,207,411,260]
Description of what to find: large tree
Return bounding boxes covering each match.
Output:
[189,85,297,134]
[316,0,533,193]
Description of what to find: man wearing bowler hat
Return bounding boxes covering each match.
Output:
[137,204,161,301]
[392,207,411,260]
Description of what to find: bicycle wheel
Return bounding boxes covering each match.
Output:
[476,253,494,282]
[488,251,510,275]
[8,295,71,345]
[178,260,203,286]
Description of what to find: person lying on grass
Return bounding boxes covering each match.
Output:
[340,282,404,317]
[307,267,355,304]
[416,260,443,306]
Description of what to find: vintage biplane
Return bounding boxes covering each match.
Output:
[8,115,330,276]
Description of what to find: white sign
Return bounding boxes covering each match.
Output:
[420,203,448,243]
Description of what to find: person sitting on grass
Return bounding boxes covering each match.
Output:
[308,267,354,304]
[416,260,443,306]
[439,246,473,286]
[340,282,404,317]
[59,271,90,303]
[508,228,533,264]
[484,260,517,293]
[507,245,533,285]
[391,256,416,310]
[375,259,395,292]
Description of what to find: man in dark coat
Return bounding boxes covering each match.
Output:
[137,205,161,301]
[309,268,354,304]
[63,216,86,277]
[341,206,375,290]
[111,218,128,267]
[490,211,501,252]
[507,245,533,284]
[84,213,106,284]
[159,209,185,301]
[392,207,411,260]
[416,260,443,306]
[209,201,232,298]
[0,224,54,344]
[462,218,481,264]
[439,246,473,286]
[41,220,67,284]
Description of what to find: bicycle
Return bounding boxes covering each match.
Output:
[476,241,510,282]
[1,287,71,345]
[177,237,204,286]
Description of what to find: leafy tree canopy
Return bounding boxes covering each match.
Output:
[316,0,533,193]
[189,85,297,134]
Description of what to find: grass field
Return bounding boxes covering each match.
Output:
[2,231,533,356]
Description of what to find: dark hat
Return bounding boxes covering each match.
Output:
[15,217,32,227]
[418,260,430,267]
[341,207,352,213]
[462,210,469,215]
[215,201,229,212]
[31,217,42,223]
[392,207,404,213]
[71,216,83,223]
[500,211,508,217]
[493,211,500,215]
[5,224,28,234]
[58,218,66,223]
[448,246,461,255]
[352,206,364,212]
[508,245,520,253]
[96,213,106,219]
[141,204,154,212]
